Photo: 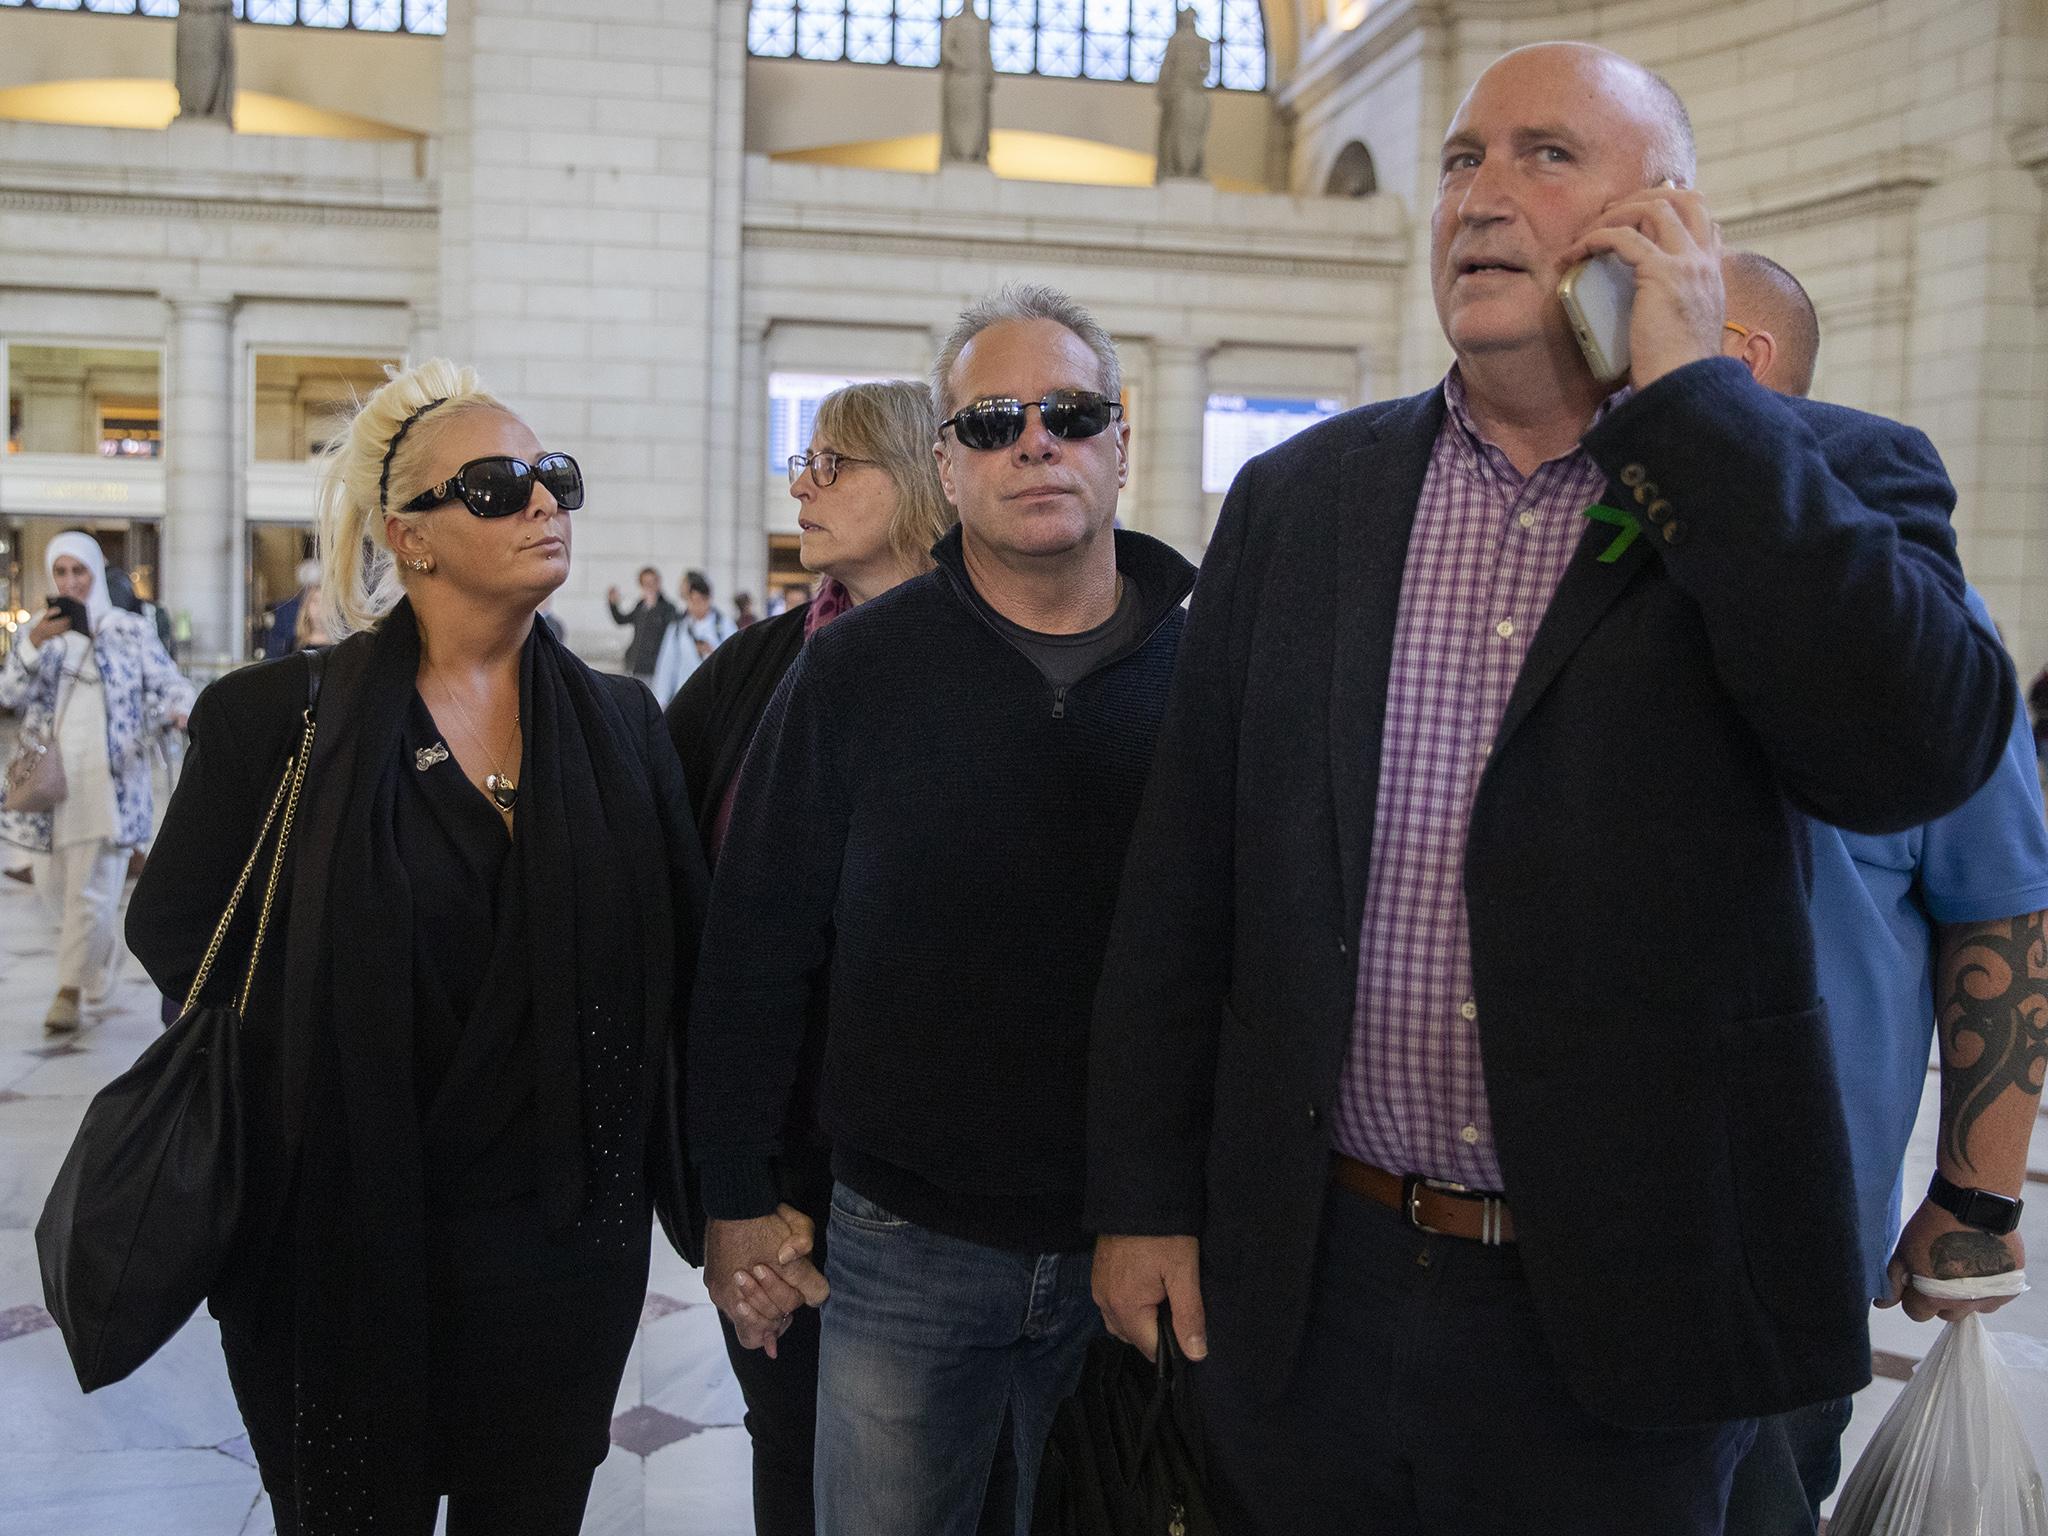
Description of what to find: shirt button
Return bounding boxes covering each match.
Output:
[1621,463,1648,487]
[1495,619,1515,639]
[1461,1124,1480,1145]
[1460,1000,1477,1021]
[1518,511,1536,529]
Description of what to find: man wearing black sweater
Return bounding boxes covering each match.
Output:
[687,285,1195,1535]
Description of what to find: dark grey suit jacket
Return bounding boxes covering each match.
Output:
[1087,357,2014,1427]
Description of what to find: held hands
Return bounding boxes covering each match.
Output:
[704,1205,830,1357]
[1092,1233,1208,1364]
[28,607,71,648]
[1564,182,1725,391]
[1882,1197,2027,1323]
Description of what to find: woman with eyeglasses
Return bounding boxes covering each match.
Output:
[663,376,954,1536]
[127,359,710,1536]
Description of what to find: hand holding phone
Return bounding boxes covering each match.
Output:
[1558,253,1636,383]
[1560,182,1724,390]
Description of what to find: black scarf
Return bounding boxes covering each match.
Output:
[278,601,692,1529]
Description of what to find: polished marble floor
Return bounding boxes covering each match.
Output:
[3,817,2047,1533]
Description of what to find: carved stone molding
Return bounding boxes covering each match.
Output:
[1716,147,1944,242]
[0,187,436,231]
[743,222,1403,282]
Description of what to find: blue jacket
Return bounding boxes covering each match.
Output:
[1088,357,2015,1427]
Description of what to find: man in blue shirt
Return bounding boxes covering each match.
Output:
[1720,251,2048,1532]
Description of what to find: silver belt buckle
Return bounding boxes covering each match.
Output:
[1402,1173,1468,1237]
[1404,1174,1507,1245]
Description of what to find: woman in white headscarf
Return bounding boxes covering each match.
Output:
[0,532,194,1032]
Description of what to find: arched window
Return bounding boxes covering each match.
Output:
[748,1,1267,92]
[1324,140,1376,197]
[0,0,448,35]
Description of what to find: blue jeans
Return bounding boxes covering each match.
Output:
[813,1183,1101,1536]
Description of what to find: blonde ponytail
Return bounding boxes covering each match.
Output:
[315,358,507,637]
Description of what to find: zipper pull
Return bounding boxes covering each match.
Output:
[1051,686,1066,719]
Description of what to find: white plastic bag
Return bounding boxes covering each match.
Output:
[1830,1274,2048,1536]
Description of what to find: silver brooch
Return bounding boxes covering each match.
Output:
[415,741,450,771]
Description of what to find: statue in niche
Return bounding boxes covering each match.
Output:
[940,5,993,166]
[1155,8,1212,180]
[174,0,236,124]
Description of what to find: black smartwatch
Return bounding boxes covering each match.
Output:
[1928,1171,2024,1237]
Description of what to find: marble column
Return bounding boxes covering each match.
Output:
[164,295,236,661]
[1148,341,1210,559]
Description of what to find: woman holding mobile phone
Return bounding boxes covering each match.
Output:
[0,532,193,1033]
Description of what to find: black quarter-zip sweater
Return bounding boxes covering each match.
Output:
[686,526,1196,1253]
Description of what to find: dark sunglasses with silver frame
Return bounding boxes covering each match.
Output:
[939,389,1123,452]
[402,453,585,519]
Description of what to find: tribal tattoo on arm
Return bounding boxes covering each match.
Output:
[1936,911,2048,1176]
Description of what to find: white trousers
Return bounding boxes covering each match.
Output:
[35,839,125,998]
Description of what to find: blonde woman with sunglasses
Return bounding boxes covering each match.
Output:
[127,359,713,1536]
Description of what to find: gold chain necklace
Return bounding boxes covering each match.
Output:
[426,675,521,812]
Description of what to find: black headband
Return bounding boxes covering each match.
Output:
[377,396,450,513]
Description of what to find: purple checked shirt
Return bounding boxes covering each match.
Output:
[1333,370,1624,1190]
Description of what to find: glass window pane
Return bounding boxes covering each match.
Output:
[404,0,446,31]
[988,0,1031,22]
[795,3,845,59]
[1082,0,1125,29]
[300,0,344,24]
[990,23,1032,72]
[846,10,890,61]
[354,0,400,29]
[1082,31,1126,80]
[246,0,295,22]
[84,0,138,14]
[1129,33,1166,81]
[1131,0,1173,37]
[895,15,940,66]
[750,2,797,55]
[140,0,179,14]
[1037,22,1080,76]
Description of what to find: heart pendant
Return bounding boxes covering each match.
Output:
[486,774,518,811]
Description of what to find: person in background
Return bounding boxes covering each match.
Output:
[1086,42,2011,1535]
[769,580,812,618]
[264,558,323,660]
[650,570,738,704]
[690,284,1196,1535]
[1,531,193,1032]
[664,376,954,1536]
[292,583,333,650]
[733,592,758,630]
[607,565,675,683]
[128,357,711,1536]
[1715,250,2048,1536]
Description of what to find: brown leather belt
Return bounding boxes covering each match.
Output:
[1332,1154,1517,1245]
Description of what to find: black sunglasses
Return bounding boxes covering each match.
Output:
[402,453,585,518]
[939,390,1122,451]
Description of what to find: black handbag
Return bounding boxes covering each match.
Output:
[1032,1304,1219,1536]
[36,654,322,1392]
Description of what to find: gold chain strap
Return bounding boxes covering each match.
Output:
[177,707,318,1019]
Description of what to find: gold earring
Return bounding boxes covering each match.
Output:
[406,555,434,574]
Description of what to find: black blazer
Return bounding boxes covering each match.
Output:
[1087,358,2015,1428]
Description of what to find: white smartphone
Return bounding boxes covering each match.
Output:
[1558,252,1636,383]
